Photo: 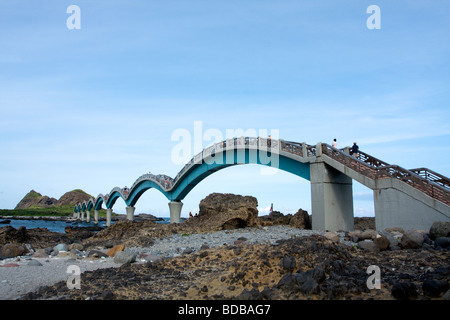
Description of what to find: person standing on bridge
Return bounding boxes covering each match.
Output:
[332,139,338,148]
[352,142,359,158]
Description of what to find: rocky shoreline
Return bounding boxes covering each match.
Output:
[0,212,165,222]
[0,193,449,301]
[0,218,448,301]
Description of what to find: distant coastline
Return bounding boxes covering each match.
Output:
[0,213,167,223]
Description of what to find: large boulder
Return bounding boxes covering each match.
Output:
[197,193,259,230]
[401,230,424,249]
[289,209,311,229]
[1,243,26,258]
[429,221,450,240]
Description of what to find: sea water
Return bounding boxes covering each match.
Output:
[0,217,171,234]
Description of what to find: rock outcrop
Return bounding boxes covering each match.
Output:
[57,189,92,207]
[14,189,92,209]
[14,190,58,209]
[196,193,259,230]
[259,209,311,229]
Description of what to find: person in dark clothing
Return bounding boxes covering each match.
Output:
[351,142,359,158]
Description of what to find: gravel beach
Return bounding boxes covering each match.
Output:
[0,226,332,300]
[0,256,120,300]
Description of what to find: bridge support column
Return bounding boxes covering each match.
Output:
[86,210,90,223]
[94,210,99,225]
[126,206,135,221]
[106,209,112,227]
[76,212,80,220]
[310,161,354,231]
[169,201,183,223]
[81,211,85,221]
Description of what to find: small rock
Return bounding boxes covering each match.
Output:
[88,250,109,258]
[53,243,68,252]
[443,289,450,300]
[70,249,82,257]
[360,229,377,240]
[57,251,77,259]
[348,230,362,242]
[68,243,83,251]
[324,231,340,243]
[140,253,161,263]
[106,244,125,258]
[233,246,242,255]
[100,290,115,300]
[401,230,424,249]
[27,260,43,266]
[261,286,279,300]
[422,279,449,297]
[0,243,25,258]
[379,230,399,248]
[24,243,34,253]
[113,251,136,264]
[358,240,378,253]
[391,282,418,300]
[434,237,450,250]
[237,288,263,300]
[32,249,48,258]
[374,235,390,251]
[429,221,450,240]
[281,255,296,271]
[299,277,319,295]
[182,248,193,255]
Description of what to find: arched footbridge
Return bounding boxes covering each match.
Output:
[74,137,450,231]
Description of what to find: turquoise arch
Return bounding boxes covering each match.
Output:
[112,148,311,210]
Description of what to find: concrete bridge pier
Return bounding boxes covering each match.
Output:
[94,210,99,225]
[106,209,112,227]
[126,206,136,221]
[81,211,85,221]
[310,156,354,232]
[169,201,183,223]
[86,210,90,223]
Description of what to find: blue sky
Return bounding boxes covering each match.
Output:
[0,1,449,218]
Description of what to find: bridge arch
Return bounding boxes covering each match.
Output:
[94,194,105,211]
[86,198,95,211]
[168,147,310,201]
[104,188,127,210]
[126,178,171,207]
